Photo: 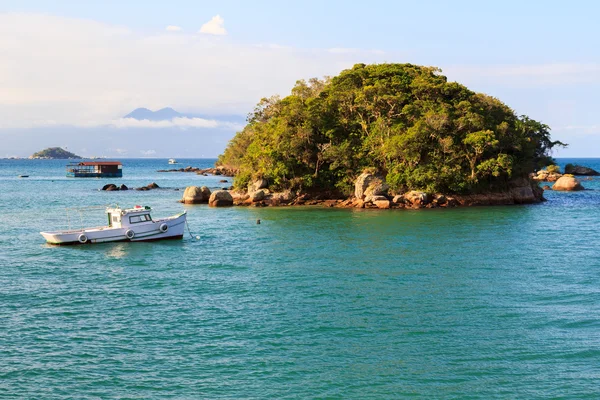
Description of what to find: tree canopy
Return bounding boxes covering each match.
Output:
[30,147,81,159]
[218,63,564,195]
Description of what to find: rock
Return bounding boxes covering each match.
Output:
[249,178,268,192]
[552,175,584,191]
[392,195,404,204]
[355,172,382,199]
[136,186,150,191]
[101,183,118,191]
[250,189,265,202]
[209,190,234,207]
[435,194,447,205]
[373,199,391,209]
[219,179,228,183]
[271,190,295,204]
[533,170,562,182]
[147,182,159,189]
[214,170,222,175]
[366,194,388,203]
[508,178,540,203]
[542,185,551,190]
[364,180,389,199]
[564,164,600,176]
[119,184,128,191]
[403,191,430,207]
[182,186,211,204]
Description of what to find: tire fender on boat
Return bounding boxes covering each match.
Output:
[159,223,168,233]
[125,229,135,239]
[78,234,88,244]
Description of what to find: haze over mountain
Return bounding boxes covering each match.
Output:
[1,107,246,159]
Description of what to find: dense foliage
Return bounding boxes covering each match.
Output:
[31,147,80,159]
[218,63,564,194]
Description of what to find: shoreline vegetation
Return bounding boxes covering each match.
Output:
[199,63,566,208]
[30,147,81,159]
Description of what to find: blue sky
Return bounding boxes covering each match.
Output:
[1,0,599,157]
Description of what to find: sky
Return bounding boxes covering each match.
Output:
[1,0,599,157]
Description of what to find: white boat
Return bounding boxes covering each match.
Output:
[40,205,187,245]
[168,158,178,164]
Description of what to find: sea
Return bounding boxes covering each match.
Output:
[1,158,600,399]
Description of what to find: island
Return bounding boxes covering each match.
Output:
[207,63,566,209]
[29,147,81,159]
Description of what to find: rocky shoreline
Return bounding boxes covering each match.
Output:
[157,166,236,176]
[181,172,545,209]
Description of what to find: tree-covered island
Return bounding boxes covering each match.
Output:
[214,63,565,208]
[29,147,81,159]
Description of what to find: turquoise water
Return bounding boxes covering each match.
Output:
[2,158,600,398]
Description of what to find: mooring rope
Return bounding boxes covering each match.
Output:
[185,219,200,241]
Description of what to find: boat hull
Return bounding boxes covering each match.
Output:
[41,212,186,245]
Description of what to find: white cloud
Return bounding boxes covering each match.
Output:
[166,25,182,32]
[0,13,388,129]
[140,149,156,156]
[111,117,229,129]
[199,14,226,35]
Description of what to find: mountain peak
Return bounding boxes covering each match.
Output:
[124,107,182,121]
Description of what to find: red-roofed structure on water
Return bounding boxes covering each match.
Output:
[66,161,123,178]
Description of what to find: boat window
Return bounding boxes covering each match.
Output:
[129,214,151,224]
[112,216,119,223]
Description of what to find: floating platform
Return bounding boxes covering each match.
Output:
[66,161,123,178]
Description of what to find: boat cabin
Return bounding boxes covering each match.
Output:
[106,206,152,228]
[67,161,123,178]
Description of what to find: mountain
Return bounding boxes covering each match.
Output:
[124,107,183,121]
[122,107,247,125]
[30,147,81,159]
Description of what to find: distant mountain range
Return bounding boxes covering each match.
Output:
[123,107,246,124]
[124,107,183,121]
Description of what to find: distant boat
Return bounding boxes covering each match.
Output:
[18,175,29,178]
[40,205,187,245]
[168,159,178,164]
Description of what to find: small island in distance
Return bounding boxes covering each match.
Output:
[29,147,81,159]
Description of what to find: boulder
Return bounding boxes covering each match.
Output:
[182,186,211,204]
[219,179,228,183]
[355,172,387,199]
[373,199,391,209]
[552,175,584,191]
[533,170,562,182]
[564,164,600,176]
[250,189,265,202]
[249,178,268,192]
[119,184,128,191]
[508,178,540,203]
[101,183,118,191]
[366,194,388,203]
[392,195,404,204]
[434,194,447,205]
[403,191,430,207]
[209,190,234,207]
[271,190,295,204]
[147,182,159,189]
[364,181,389,198]
[542,185,551,190]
